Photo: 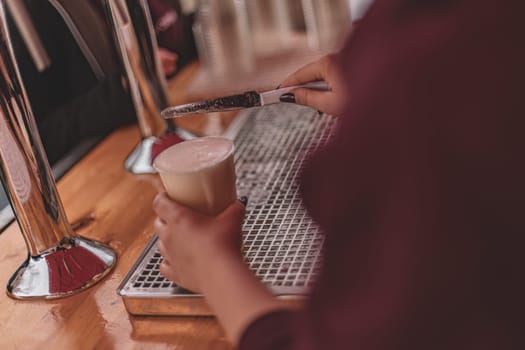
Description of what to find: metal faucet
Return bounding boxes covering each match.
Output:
[0,0,116,299]
[103,0,190,174]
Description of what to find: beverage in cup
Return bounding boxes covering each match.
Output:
[153,136,237,215]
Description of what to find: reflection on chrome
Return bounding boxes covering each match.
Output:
[0,0,116,299]
[103,0,182,174]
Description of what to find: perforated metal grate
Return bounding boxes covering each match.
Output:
[121,104,337,298]
[131,251,174,290]
[236,105,335,289]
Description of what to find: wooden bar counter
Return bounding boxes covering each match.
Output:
[0,39,322,347]
[0,63,235,350]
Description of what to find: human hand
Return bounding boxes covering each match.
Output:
[158,48,178,77]
[279,54,347,116]
[153,193,245,292]
[154,193,289,344]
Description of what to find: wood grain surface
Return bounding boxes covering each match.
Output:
[0,64,237,349]
[0,124,235,349]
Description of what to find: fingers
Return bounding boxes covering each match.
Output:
[158,48,178,76]
[153,192,171,215]
[157,239,167,257]
[158,241,175,280]
[152,192,185,223]
[158,238,178,283]
[154,217,167,240]
[159,47,178,60]
[163,62,177,77]
[278,54,347,115]
[160,257,199,293]
[280,56,331,88]
[159,260,178,282]
[162,256,172,268]
[153,196,244,292]
[280,88,344,116]
[162,60,177,77]
[220,200,246,221]
[289,88,338,113]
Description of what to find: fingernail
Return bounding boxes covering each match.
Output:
[275,84,281,89]
[238,196,248,206]
[279,93,296,103]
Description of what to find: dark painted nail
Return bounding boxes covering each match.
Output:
[279,93,296,103]
[238,196,248,206]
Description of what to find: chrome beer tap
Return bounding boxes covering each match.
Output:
[103,0,190,174]
[0,0,116,299]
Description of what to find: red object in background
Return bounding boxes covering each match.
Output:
[47,246,107,294]
[147,0,197,74]
[151,132,184,161]
[147,0,182,53]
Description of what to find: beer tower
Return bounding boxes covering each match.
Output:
[103,0,191,174]
[0,0,116,299]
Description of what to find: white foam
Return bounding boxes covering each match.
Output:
[154,136,233,174]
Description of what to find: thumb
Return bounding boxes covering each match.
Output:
[281,88,334,113]
[219,199,246,221]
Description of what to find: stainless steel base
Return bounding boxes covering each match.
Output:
[124,129,196,174]
[7,237,116,299]
[124,136,157,174]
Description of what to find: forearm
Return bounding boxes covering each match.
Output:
[200,253,292,345]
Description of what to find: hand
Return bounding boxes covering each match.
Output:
[153,193,245,292]
[158,48,178,77]
[153,193,290,344]
[280,54,348,116]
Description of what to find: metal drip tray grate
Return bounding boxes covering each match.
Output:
[118,105,337,315]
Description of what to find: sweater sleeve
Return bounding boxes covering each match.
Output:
[238,310,296,350]
[244,1,524,349]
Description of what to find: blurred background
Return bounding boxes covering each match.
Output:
[185,0,370,98]
[0,0,373,229]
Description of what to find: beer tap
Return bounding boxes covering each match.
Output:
[0,0,116,299]
[103,0,191,174]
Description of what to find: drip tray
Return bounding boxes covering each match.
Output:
[118,105,337,316]
[118,236,212,316]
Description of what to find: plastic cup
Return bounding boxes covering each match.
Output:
[153,136,237,215]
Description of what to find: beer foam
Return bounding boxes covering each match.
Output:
[154,136,233,174]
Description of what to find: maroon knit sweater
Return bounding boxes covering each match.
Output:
[239,0,525,349]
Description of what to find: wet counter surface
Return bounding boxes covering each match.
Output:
[0,62,235,350]
[0,41,323,347]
